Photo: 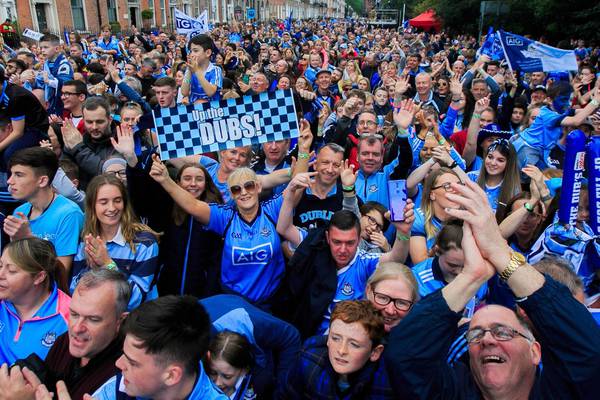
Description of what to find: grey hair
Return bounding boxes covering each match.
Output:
[122,76,142,95]
[77,269,131,316]
[320,142,345,155]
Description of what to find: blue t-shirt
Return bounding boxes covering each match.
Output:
[0,284,70,365]
[200,156,231,204]
[411,207,443,251]
[413,257,488,317]
[317,250,382,334]
[467,170,502,212]
[207,195,284,303]
[14,195,83,257]
[189,62,223,103]
[92,361,228,400]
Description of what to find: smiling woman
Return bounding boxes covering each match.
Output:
[69,174,160,311]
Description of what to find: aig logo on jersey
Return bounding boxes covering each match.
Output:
[232,243,273,266]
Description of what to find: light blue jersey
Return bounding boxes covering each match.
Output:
[14,195,83,257]
[467,170,502,212]
[413,257,488,317]
[317,250,382,334]
[189,62,223,103]
[93,361,228,400]
[0,284,70,365]
[70,229,159,310]
[207,195,284,304]
[411,208,443,251]
[200,156,231,204]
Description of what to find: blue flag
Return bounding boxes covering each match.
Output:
[285,11,293,31]
[63,29,71,46]
[477,27,504,61]
[497,30,578,72]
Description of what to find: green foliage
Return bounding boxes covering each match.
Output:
[410,0,599,41]
[346,0,364,15]
[109,21,121,33]
[141,9,154,20]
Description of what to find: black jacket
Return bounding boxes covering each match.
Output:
[384,277,600,400]
[280,227,337,339]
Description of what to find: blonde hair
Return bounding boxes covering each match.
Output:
[421,168,459,240]
[227,167,258,188]
[366,262,420,303]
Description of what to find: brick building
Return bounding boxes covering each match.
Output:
[8,0,344,35]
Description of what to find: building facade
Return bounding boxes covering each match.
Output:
[11,0,345,34]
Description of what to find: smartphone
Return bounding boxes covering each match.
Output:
[387,180,407,222]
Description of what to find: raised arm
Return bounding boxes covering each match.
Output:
[379,199,415,265]
[463,96,490,167]
[148,154,211,225]
[276,172,317,247]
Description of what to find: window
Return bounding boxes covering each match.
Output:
[160,0,166,26]
[107,0,117,23]
[71,0,86,30]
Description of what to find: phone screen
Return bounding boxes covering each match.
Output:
[387,180,407,222]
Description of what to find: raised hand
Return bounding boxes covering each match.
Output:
[84,234,111,268]
[340,159,358,187]
[390,198,415,236]
[393,98,417,130]
[474,95,490,114]
[394,74,410,96]
[432,146,454,167]
[3,212,32,240]
[297,119,313,153]
[61,118,83,149]
[110,124,136,164]
[149,154,170,184]
[449,76,462,98]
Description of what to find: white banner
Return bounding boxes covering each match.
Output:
[22,28,43,41]
[174,8,208,40]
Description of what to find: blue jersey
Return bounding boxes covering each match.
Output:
[468,156,483,173]
[70,229,159,310]
[207,195,284,304]
[0,284,70,365]
[518,106,565,152]
[317,250,382,334]
[413,257,488,317]
[40,53,73,115]
[200,156,231,204]
[97,37,120,54]
[467,170,502,212]
[14,195,83,257]
[92,361,228,400]
[355,159,400,209]
[189,62,223,103]
[411,208,442,251]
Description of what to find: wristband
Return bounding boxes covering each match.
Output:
[105,260,118,271]
[397,127,409,137]
[448,160,458,169]
[396,233,410,241]
[524,202,534,213]
[540,193,553,202]
[286,168,292,178]
[472,112,482,119]
[451,97,461,103]
[342,185,355,192]
[298,152,310,159]
[591,98,600,107]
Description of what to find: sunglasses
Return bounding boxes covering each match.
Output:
[230,181,257,196]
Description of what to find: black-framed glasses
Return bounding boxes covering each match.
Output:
[465,324,532,344]
[61,91,82,97]
[107,170,126,178]
[230,181,257,196]
[372,292,414,311]
[364,214,383,231]
[431,181,465,192]
[358,120,378,127]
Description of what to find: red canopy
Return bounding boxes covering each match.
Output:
[409,9,442,32]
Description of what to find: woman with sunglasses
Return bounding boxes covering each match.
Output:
[467,139,521,216]
[365,262,419,333]
[150,157,287,310]
[69,174,160,310]
[410,168,464,264]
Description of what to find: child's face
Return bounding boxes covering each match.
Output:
[40,41,58,59]
[327,319,382,376]
[576,191,589,230]
[189,43,210,63]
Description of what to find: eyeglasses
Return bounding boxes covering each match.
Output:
[61,92,82,97]
[431,181,465,192]
[364,214,383,231]
[372,292,414,311]
[465,324,532,344]
[230,181,257,196]
[107,170,126,178]
[358,120,378,128]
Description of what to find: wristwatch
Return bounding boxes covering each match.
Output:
[499,251,526,282]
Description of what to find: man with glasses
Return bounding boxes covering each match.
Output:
[57,80,87,133]
[385,181,600,400]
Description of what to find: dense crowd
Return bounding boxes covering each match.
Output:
[0,17,599,400]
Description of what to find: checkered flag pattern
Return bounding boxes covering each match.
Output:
[153,89,300,160]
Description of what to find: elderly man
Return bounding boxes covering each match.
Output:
[413,72,445,114]
[385,181,600,400]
